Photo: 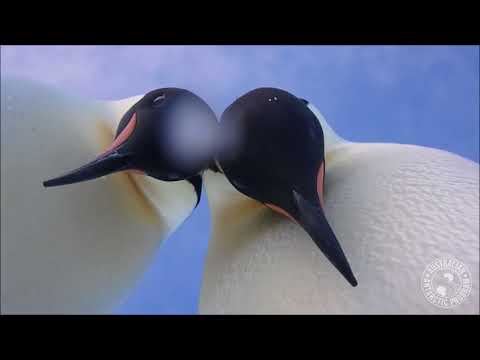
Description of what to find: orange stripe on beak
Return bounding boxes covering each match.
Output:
[98,113,137,157]
[265,203,298,224]
[317,162,325,208]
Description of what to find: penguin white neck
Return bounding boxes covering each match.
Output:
[103,95,143,127]
[305,103,347,150]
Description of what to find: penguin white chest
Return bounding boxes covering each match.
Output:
[200,143,479,314]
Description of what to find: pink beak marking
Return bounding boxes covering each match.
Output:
[98,113,137,158]
[97,112,145,176]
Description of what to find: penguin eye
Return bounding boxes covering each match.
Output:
[153,94,166,106]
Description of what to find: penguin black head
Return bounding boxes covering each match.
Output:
[216,87,358,287]
[43,88,218,204]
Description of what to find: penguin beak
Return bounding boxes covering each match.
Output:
[292,190,358,287]
[43,151,132,187]
[43,112,138,188]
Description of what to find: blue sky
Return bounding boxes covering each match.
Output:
[2,45,478,313]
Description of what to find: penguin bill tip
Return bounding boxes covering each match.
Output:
[330,253,358,287]
[43,178,60,188]
[42,175,79,188]
[292,190,358,288]
[327,256,358,287]
[347,273,358,287]
[43,178,70,188]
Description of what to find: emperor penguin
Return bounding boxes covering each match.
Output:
[1,77,217,314]
[199,87,479,314]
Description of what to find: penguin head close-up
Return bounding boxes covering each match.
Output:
[43,88,219,188]
[215,87,358,286]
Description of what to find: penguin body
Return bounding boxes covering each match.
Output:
[199,89,479,314]
[1,78,212,313]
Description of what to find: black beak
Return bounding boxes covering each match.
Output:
[43,151,132,188]
[292,190,358,287]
